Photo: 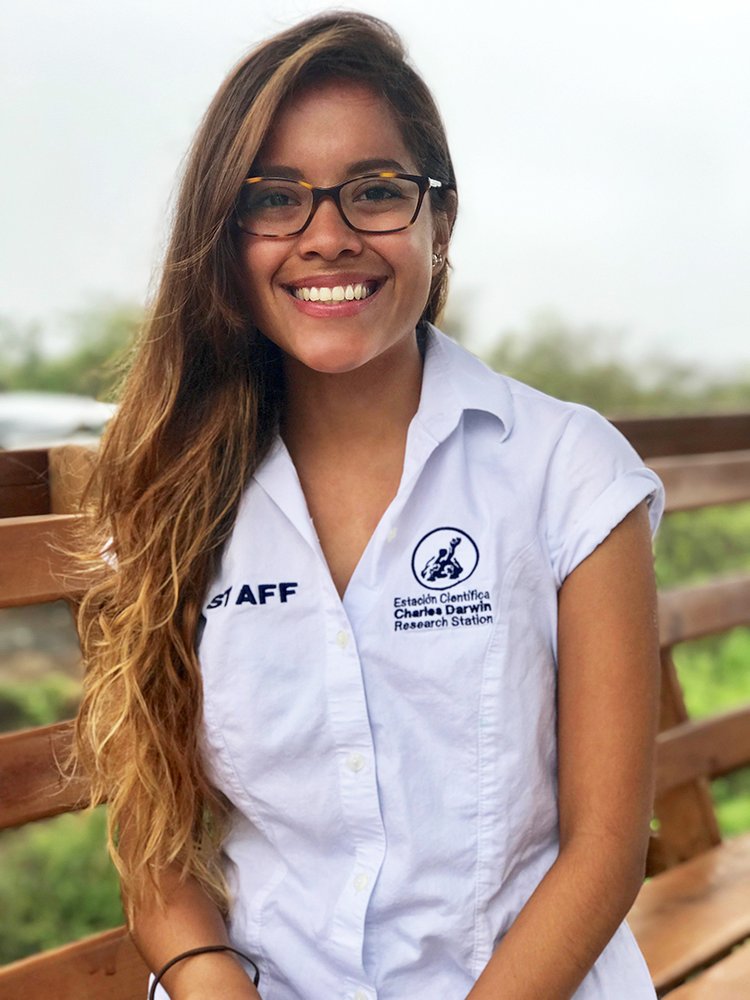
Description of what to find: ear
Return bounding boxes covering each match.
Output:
[432,188,458,257]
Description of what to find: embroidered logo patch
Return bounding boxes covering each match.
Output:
[411,527,479,590]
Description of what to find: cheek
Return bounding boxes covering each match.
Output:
[393,225,433,279]
[411,228,436,288]
[239,245,278,315]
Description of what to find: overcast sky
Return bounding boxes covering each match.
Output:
[2,0,748,369]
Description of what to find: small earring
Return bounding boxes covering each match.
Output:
[432,252,444,269]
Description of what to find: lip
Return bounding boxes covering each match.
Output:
[283,273,386,290]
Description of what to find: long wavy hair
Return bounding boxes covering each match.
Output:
[72,11,458,919]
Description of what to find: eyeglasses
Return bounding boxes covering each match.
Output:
[234,171,446,238]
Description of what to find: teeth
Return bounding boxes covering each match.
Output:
[291,283,375,303]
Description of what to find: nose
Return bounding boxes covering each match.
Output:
[296,193,364,260]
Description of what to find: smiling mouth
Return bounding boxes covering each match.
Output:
[286,280,381,303]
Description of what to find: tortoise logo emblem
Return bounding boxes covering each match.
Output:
[411,527,479,590]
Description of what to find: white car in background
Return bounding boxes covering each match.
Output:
[0,392,116,449]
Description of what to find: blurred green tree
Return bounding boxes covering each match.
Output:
[485,312,750,416]
[0,303,141,399]
[0,809,123,963]
[2,303,749,414]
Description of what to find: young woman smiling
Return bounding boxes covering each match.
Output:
[73,13,663,1000]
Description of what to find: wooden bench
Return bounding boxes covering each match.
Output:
[1,417,750,998]
[0,445,150,999]
[620,414,750,997]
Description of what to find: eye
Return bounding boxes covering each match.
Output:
[351,180,405,203]
[259,191,296,208]
[240,181,305,212]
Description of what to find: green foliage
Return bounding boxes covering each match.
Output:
[678,627,750,837]
[673,628,750,721]
[2,304,749,414]
[654,503,750,589]
[485,312,750,416]
[0,303,141,399]
[0,673,81,733]
[712,769,750,837]
[654,510,750,837]
[0,809,123,963]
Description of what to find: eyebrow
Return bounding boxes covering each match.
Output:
[347,158,410,175]
[251,158,410,180]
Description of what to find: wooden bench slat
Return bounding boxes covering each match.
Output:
[662,936,750,998]
[0,513,82,607]
[614,413,750,459]
[648,651,722,875]
[658,576,750,647]
[629,832,750,992]
[0,449,50,518]
[0,721,90,830]
[0,483,49,518]
[0,926,148,1000]
[655,705,750,796]
[652,450,750,512]
[0,448,48,487]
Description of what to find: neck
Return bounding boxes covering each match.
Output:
[281,332,423,458]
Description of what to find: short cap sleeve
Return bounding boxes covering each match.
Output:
[545,405,664,587]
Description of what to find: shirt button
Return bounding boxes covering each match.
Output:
[354,992,370,1000]
[386,526,397,542]
[353,872,369,892]
[335,630,349,649]
[346,752,365,773]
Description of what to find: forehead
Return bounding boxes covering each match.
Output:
[256,78,418,180]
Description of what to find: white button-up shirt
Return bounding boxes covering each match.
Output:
[155,327,663,999]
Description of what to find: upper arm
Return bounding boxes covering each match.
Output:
[556,501,660,868]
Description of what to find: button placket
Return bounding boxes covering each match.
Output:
[323,602,386,975]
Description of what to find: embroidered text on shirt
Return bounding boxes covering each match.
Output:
[206,582,299,609]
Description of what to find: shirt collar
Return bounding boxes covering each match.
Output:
[416,324,513,443]
[253,325,513,528]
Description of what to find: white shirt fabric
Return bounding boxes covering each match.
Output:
[151,326,663,1000]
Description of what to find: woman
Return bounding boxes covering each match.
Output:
[74,12,663,999]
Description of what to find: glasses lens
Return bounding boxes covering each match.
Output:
[341,176,421,232]
[236,179,312,236]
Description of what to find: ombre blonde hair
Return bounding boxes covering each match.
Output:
[72,11,458,919]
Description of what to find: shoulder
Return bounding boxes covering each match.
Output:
[508,379,639,466]
[493,371,660,526]
[427,325,628,460]
[426,328,664,582]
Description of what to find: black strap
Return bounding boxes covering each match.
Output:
[148,944,260,999]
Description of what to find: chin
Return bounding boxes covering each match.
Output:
[293,347,376,376]
[281,331,387,375]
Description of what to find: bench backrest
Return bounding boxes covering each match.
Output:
[0,445,149,998]
[615,415,750,872]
